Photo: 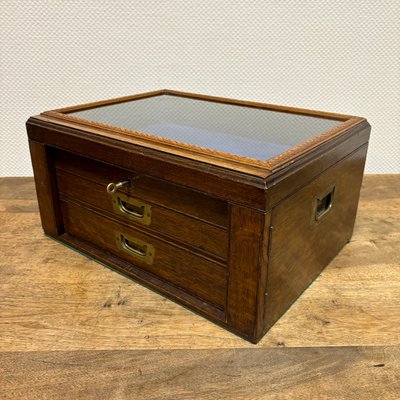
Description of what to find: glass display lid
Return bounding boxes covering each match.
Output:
[42,90,363,170]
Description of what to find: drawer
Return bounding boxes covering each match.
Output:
[56,170,228,259]
[54,149,229,228]
[61,200,227,309]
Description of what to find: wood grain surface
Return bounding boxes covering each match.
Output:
[0,175,399,398]
[265,145,368,331]
[1,347,399,400]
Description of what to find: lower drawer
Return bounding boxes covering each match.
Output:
[60,200,227,309]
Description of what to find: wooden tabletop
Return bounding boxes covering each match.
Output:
[0,175,399,399]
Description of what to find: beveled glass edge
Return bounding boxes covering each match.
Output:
[41,89,366,172]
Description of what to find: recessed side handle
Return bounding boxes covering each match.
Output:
[116,233,155,265]
[313,186,335,222]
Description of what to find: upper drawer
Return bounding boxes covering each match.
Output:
[56,170,227,259]
[54,150,229,259]
[54,150,228,228]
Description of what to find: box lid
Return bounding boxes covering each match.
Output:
[35,89,368,178]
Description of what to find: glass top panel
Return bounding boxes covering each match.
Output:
[68,94,343,161]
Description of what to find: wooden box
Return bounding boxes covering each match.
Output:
[27,90,370,343]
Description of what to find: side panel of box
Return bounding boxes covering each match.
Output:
[28,140,63,237]
[263,143,368,332]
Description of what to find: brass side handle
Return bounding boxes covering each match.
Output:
[116,233,155,265]
[107,180,129,194]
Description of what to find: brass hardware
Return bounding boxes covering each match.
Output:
[312,186,335,223]
[110,192,151,225]
[116,232,155,265]
[118,198,145,218]
[107,180,130,194]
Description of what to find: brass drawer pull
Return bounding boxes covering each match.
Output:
[110,192,152,225]
[116,233,155,265]
[118,198,145,219]
[107,180,129,194]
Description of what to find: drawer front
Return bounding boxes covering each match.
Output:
[56,170,228,259]
[54,149,229,228]
[61,200,227,309]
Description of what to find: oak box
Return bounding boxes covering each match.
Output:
[27,90,370,343]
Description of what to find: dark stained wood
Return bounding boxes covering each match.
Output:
[61,200,227,310]
[0,175,398,351]
[254,211,272,340]
[60,232,225,322]
[264,144,368,331]
[28,140,63,236]
[57,170,228,259]
[1,347,399,400]
[266,123,371,208]
[1,176,399,400]
[27,121,267,210]
[25,91,371,344]
[226,206,266,341]
[55,149,229,228]
[34,113,273,178]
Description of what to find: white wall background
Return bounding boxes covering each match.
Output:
[1,0,399,176]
